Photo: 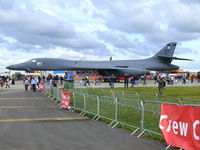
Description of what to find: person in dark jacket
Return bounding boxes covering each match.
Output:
[110,74,115,88]
[124,73,129,88]
[157,77,166,95]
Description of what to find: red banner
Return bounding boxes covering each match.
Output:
[40,82,44,92]
[61,92,71,109]
[160,104,200,150]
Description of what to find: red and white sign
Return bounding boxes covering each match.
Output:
[61,92,71,109]
[160,104,200,150]
[40,82,44,92]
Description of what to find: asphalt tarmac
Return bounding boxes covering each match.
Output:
[0,84,167,150]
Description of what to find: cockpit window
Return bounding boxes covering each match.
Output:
[27,59,37,63]
[31,59,37,62]
[27,59,43,66]
[37,62,43,66]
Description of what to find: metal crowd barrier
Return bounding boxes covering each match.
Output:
[71,92,182,138]
[42,84,200,143]
[44,84,62,104]
[142,101,179,137]
[181,98,200,105]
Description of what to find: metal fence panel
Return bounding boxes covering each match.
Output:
[85,94,98,115]
[101,89,113,97]
[143,100,160,115]
[80,88,89,94]
[53,87,57,100]
[143,101,162,135]
[138,92,157,101]
[181,98,200,105]
[113,90,125,99]
[123,91,139,100]
[56,88,62,102]
[92,88,104,96]
[74,93,84,111]
[50,88,55,98]
[158,95,181,104]
[99,96,116,121]
[118,98,141,128]
[43,85,200,139]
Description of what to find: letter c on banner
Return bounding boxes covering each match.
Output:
[159,115,168,130]
[193,120,200,140]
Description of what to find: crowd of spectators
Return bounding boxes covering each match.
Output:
[1,71,200,91]
[0,76,15,90]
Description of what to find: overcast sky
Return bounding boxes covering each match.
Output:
[0,0,200,72]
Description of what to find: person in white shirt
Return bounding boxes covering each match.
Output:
[5,77,11,88]
[31,76,38,92]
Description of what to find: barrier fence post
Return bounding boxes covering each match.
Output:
[101,89,104,96]
[59,88,62,102]
[47,87,50,96]
[122,90,125,99]
[178,98,182,105]
[166,145,171,149]
[155,94,160,116]
[95,96,101,121]
[140,101,144,130]
[53,87,56,100]
[81,94,86,116]
[111,89,114,97]
[136,92,140,100]
[72,93,76,112]
[137,101,145,138]
[97,96,100,117]
[92,88,95,95]
[93,96,100,120]
[112,98,119,128]
[56,88,60,102]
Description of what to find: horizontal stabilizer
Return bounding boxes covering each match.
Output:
[158,56,192,61]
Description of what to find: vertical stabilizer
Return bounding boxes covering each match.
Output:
[154,42,177,57]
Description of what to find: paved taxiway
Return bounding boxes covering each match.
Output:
[0,83,167,150]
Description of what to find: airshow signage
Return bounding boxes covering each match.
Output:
[61,92,71,109]
[159,104,200,150]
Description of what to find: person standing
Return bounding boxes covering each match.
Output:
[134,75,139,85]
[124,73,129,88]
[130,76,135,87]
[84,75,90,86]
[94,76,98,85]
[37,76,41,88]
[46,74,52,87]
[182,75,186,84]
[31,76,38,92]
[24,76,30,92]
[60,76,64,85]
[143,74,147,85]
[154,75,158,84]
[5,77,11,88]
[0,76,3,90]
[191,74,194,83]
[11,77,15,85]
[198,72,200,83]
[158,77,166,95]
[110,74,115,88]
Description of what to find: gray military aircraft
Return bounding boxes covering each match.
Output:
[7,42,191,76]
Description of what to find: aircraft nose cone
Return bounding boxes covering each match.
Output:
[6,65,16,70]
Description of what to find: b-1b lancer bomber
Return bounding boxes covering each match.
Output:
[7,42,191,76]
